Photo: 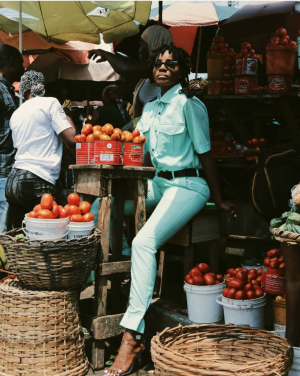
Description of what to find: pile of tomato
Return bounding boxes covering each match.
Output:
[236,42,260,60]
[75,123,146,144]
[267,28,296,47]
[207,36,236,58]
[264,249,285,269]
[211,139,240,157]
[223,267,264,300]
[27,193,94,223]
[185,263,224,286]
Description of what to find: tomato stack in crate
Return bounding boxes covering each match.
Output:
[266,28,297,94]
[262,248,285,296]
[75,123,146,166]
[235,42,260,95]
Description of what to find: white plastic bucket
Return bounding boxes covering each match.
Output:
[184,281,225,324]
[23,215,69,240]
[241,264,263,270]
[68,221,94,239]
[290,347,300,376]
[216,293,267,328]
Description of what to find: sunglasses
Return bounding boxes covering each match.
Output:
[152,60,178,69]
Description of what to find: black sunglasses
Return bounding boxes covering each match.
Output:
[152,60,178,69]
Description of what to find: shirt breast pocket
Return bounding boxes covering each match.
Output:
[158,124,185,156]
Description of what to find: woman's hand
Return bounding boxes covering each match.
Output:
[88,49,108,63]
[217,201,237,221]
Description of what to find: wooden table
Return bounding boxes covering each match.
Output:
[70,164,155,369]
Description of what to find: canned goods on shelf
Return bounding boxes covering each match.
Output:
[235,58,259,76]
[267,74,293,94]
[235,76,258,95]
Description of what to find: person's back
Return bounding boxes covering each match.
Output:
[10,96,69,185]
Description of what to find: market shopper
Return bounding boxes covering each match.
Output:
[0,45,24,232]
[89,25,173,130]
[5,70,76,228]
[104,44,236,376]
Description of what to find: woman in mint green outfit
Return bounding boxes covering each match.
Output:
[105,44,235,376]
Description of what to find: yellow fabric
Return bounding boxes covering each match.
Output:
[0,1,151,44]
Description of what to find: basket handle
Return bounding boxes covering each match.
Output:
[22,220,70,241]
[216,295,266,310]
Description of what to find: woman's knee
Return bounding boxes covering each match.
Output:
[132,232,156,255]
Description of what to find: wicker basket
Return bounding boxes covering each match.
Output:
[0,282,89,376]
[270,227,300,244]
[151,324,293,376]
[0,228,100,291]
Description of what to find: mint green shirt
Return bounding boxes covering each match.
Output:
[137,83,210,173]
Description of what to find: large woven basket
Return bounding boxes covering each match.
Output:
[270,227,300,244]
[0,228,100,290]
[0,282,89,376]
[151,324,293,376]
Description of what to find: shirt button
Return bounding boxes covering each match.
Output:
[158,112,161,115]
[152,149,154,151]
[155,130,157,132]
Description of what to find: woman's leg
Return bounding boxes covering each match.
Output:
[281,242,300,346]
[106,183,209,375]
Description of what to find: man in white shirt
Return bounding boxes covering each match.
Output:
[5,70,76,228]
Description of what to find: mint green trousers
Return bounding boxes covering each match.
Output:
[91,176,210,333]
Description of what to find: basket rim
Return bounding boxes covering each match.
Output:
[0,282,77,298]
[270,226,300,244]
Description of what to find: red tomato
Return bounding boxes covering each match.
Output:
[75,135,82,143]
[255,287,264,298]
[185,273,191,283]
[83,212,95,222]
[68,205,81,216]
[247,140,253,147]
[242,42,251,50]
[251,138,259,145]
[187,277,194,285]
[125,133,133,143]
[205,272,216,278]
[93,125,102,132]
[215,280,221,284]
[51,203,59,218]
[193,275,204,286]
[133,136,141,144]
[59,209,69,218]
[249,268,257,275]
[33,204,42,213]
[279,263,285,269]
[235,290,246,300]
[38,209,54,219]
[259,138,266,146]
[242,268,249,273]
[264,257,271,266]
[223,287,230,298]
[228,279,244,290]
[255,147,261,153]
[236,271,248,284]
[70,214,84,222]
[256,276,263,283]
[79,201,91,214]
[68,193,80,206]
[224,274,232,279]
[280,38,289,46]
[27,211,38,218]
[132,129,140,139]
[93,130,102,139]
[252,280,259,287]
[247,273,256,282]
[278,256,284,263]
[40,193,53,210]
[198,263,210,274]
[78,134,86,142]
[86,134,95,142]
[235,267,242,272]
[102,124,114,135]
[276,28,287,38]
[113,128,122,136]
[111,133,121,141]
[204,274,215,285]
[227,288,237,299]
[216,274,224,282]
[100,134,111,140]
[256,268,263,276]
[267,249,280,258]
[81,123,93,135]
[140,136,146,144]
[246,290,257,300]
[230,270,237,277]
[64,204,69,214]
[241,48,249,55]
[244,282,254,292]
[270,258,280,269]
[236,52,243,59]
[190,267,202,279]
[271,36,279,42]
[213,36,224,44]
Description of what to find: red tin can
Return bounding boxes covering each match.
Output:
[235,76,258,95]
[208,79,222,95]
[122,143,144,166]
[267,74,293,94]
[262,266,285,295]
[94,140,123,165]
[76,142,94,165]
[235,58,259,76]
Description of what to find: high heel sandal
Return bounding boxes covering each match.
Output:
[104,332,145,376]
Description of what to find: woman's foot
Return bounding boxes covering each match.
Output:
[104,331,144,376]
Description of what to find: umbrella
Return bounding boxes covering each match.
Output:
[0,1,151,44]
[151,1,237,74]
[221,1,300,54]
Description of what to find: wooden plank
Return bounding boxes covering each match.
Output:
[154,248,165,298]
[99,261,131,276]
[168,224,190,247]
[226,247,245,256]
[70,164,156,172]
[74,169,103,197]
[208,240,218,273]
[93,313,125,340]
[133,179,147,234]
[183,243,194,277]
[191,212,220,243]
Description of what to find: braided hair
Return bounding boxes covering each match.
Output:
[19,70,45,97]
[147,43,191,88]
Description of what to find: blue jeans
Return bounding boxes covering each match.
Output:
[0,177,8,233]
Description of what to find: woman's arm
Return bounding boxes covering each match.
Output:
[198,150,236,213]
[88,49,148,78]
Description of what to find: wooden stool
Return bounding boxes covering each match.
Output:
[155,205,220,297]
[70,164,155,370]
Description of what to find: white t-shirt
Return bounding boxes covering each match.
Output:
[10,97,71,185]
